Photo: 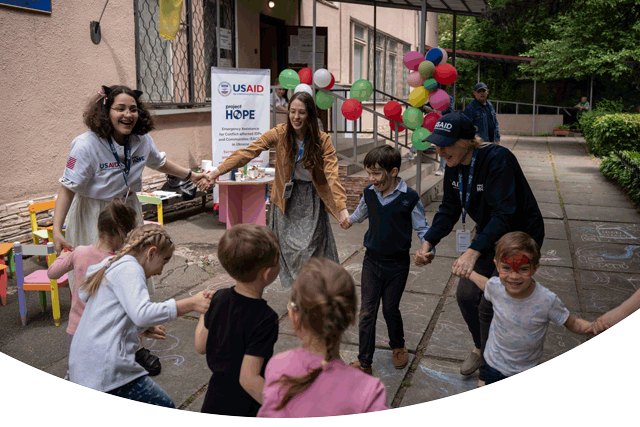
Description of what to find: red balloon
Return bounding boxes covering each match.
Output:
[298,68,313,85]
[325,73,335,90]
[342,99,363,121]
[389,120,405,132]
[384,101,403,121]
[422,112,442,132]
[433,64,458,85]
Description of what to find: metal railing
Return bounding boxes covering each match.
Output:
[460,97,572,116]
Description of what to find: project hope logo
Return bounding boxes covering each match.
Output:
[218,81,265,97]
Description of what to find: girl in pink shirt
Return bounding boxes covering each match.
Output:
[257,258,388,417]
[48,198,140,377]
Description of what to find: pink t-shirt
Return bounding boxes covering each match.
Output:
[257,348,388,418]
[47,245,113,335]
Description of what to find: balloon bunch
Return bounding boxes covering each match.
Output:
[278,68,337,111]
[392,47,459,150]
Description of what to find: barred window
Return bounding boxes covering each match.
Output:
[368,30,408,100]
[134,0,237,108]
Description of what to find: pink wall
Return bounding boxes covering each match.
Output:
[0,1,139,206]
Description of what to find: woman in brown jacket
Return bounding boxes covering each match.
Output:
[207,92,350,287]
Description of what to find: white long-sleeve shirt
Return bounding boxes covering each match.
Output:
[69,255,177,392]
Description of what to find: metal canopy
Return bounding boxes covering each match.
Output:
[327,0,488,16]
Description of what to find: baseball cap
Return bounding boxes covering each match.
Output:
[424,111,476,147]
[474,82,488,91]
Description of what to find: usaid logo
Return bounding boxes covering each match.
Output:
[218,82,232,96]
[434,122,453,132]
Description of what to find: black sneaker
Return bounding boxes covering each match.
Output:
[135,347,162,376]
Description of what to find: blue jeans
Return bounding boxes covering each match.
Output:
[485,364,508,385]
[358,250,410,367]
[108,375,175,408]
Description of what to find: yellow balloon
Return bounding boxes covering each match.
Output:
[409,86,430,108]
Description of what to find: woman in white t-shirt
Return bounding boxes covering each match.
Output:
[53,85,209,255]
[271,84,288,113]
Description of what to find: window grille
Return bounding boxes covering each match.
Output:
[134,0,237,108]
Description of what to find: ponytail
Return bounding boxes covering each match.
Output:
[273,258,356,410]
[82,224,173,296]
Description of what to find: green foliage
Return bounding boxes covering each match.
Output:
[594,98,625,113]
[600,151,640,206]
[581,113,640,156]
[554,124,573,129]
[517,0,640,85]
[538,132,552,136]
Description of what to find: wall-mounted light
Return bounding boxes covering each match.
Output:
[268,1,275,8]
[90,0,110,44]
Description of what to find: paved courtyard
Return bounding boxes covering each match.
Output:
[1,135,639,413]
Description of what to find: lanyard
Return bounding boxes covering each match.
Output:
[458,148,477,231]
[107,137,131,188]
[290,137,306,181]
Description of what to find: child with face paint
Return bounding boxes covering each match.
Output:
[455,231,592,385]
[343,145,434,374]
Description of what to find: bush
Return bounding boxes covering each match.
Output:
[555,123,573,129]
[580,113,640,156]
[600,151,640,207]
[594,97,625,113]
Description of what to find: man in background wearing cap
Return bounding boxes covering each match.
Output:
[416,111,543,386]
[463,82,500,145]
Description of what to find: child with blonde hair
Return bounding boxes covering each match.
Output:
[456,231,591,384]
[48,198,138,379]
[195,223,280,416]
[69,224,212,407]
[258,258,388,417]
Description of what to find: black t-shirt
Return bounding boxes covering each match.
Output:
[200,286,279,416]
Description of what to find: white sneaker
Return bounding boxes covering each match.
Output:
[435,168,444,176]
[402,152,415,160]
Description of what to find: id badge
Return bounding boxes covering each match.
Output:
[456,230,471,252]
[282,181,294,199]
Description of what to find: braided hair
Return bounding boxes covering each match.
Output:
[273,257,356,411]
[82,224,174,297]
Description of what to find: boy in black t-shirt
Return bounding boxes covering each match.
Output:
[342,146,434,375]
[195,224,280,416]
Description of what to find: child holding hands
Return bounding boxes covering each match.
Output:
[456,231,591,384]
[69,224,212,407]
[48,198,138,378]
[343,145,434,374]
[258,258,387,417]
[195,224,280,416]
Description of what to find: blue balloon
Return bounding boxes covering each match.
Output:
[426,48,443,66]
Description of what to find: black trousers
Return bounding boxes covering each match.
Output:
[455,252,498,382]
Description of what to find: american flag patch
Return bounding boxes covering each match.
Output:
[66,156,77,170]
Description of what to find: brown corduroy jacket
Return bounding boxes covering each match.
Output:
[217,123,347,219]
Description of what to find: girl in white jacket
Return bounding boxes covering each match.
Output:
[69,224,211,407]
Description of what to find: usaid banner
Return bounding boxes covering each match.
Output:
[211,67,270,168]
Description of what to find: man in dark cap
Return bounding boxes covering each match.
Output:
[463,82,500,145]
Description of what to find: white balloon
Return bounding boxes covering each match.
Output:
[313,68,332,88]
[294,83,314,97]
[438,47,448,64]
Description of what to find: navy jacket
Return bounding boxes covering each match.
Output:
[463,99,500,142]
[424,144,544,255]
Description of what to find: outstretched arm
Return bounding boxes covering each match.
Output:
[564,314,592,335]
[454,270,488,291]
[239,355,266,404]
[589,288,640,335]
[52,186,76,254]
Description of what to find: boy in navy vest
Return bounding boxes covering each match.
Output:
[343,146,434,375]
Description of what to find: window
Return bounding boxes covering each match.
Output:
[353,23,366,81]
[135,0,237,107]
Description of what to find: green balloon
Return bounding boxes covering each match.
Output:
[418,60,435,79]
[411,127,432,150]
[350,79,373,102]
[402,107,424,130]
[279,69,300,90]
[316,91,334,110]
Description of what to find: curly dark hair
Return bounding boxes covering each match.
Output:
[83,85,155,139]
[285,91,324,170]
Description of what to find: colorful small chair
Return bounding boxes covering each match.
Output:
[0,242,16,279]
[0,263,8,306]
[137,193,164,226]
[14,241,69,326]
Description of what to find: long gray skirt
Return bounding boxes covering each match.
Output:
[269,180,339,288]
